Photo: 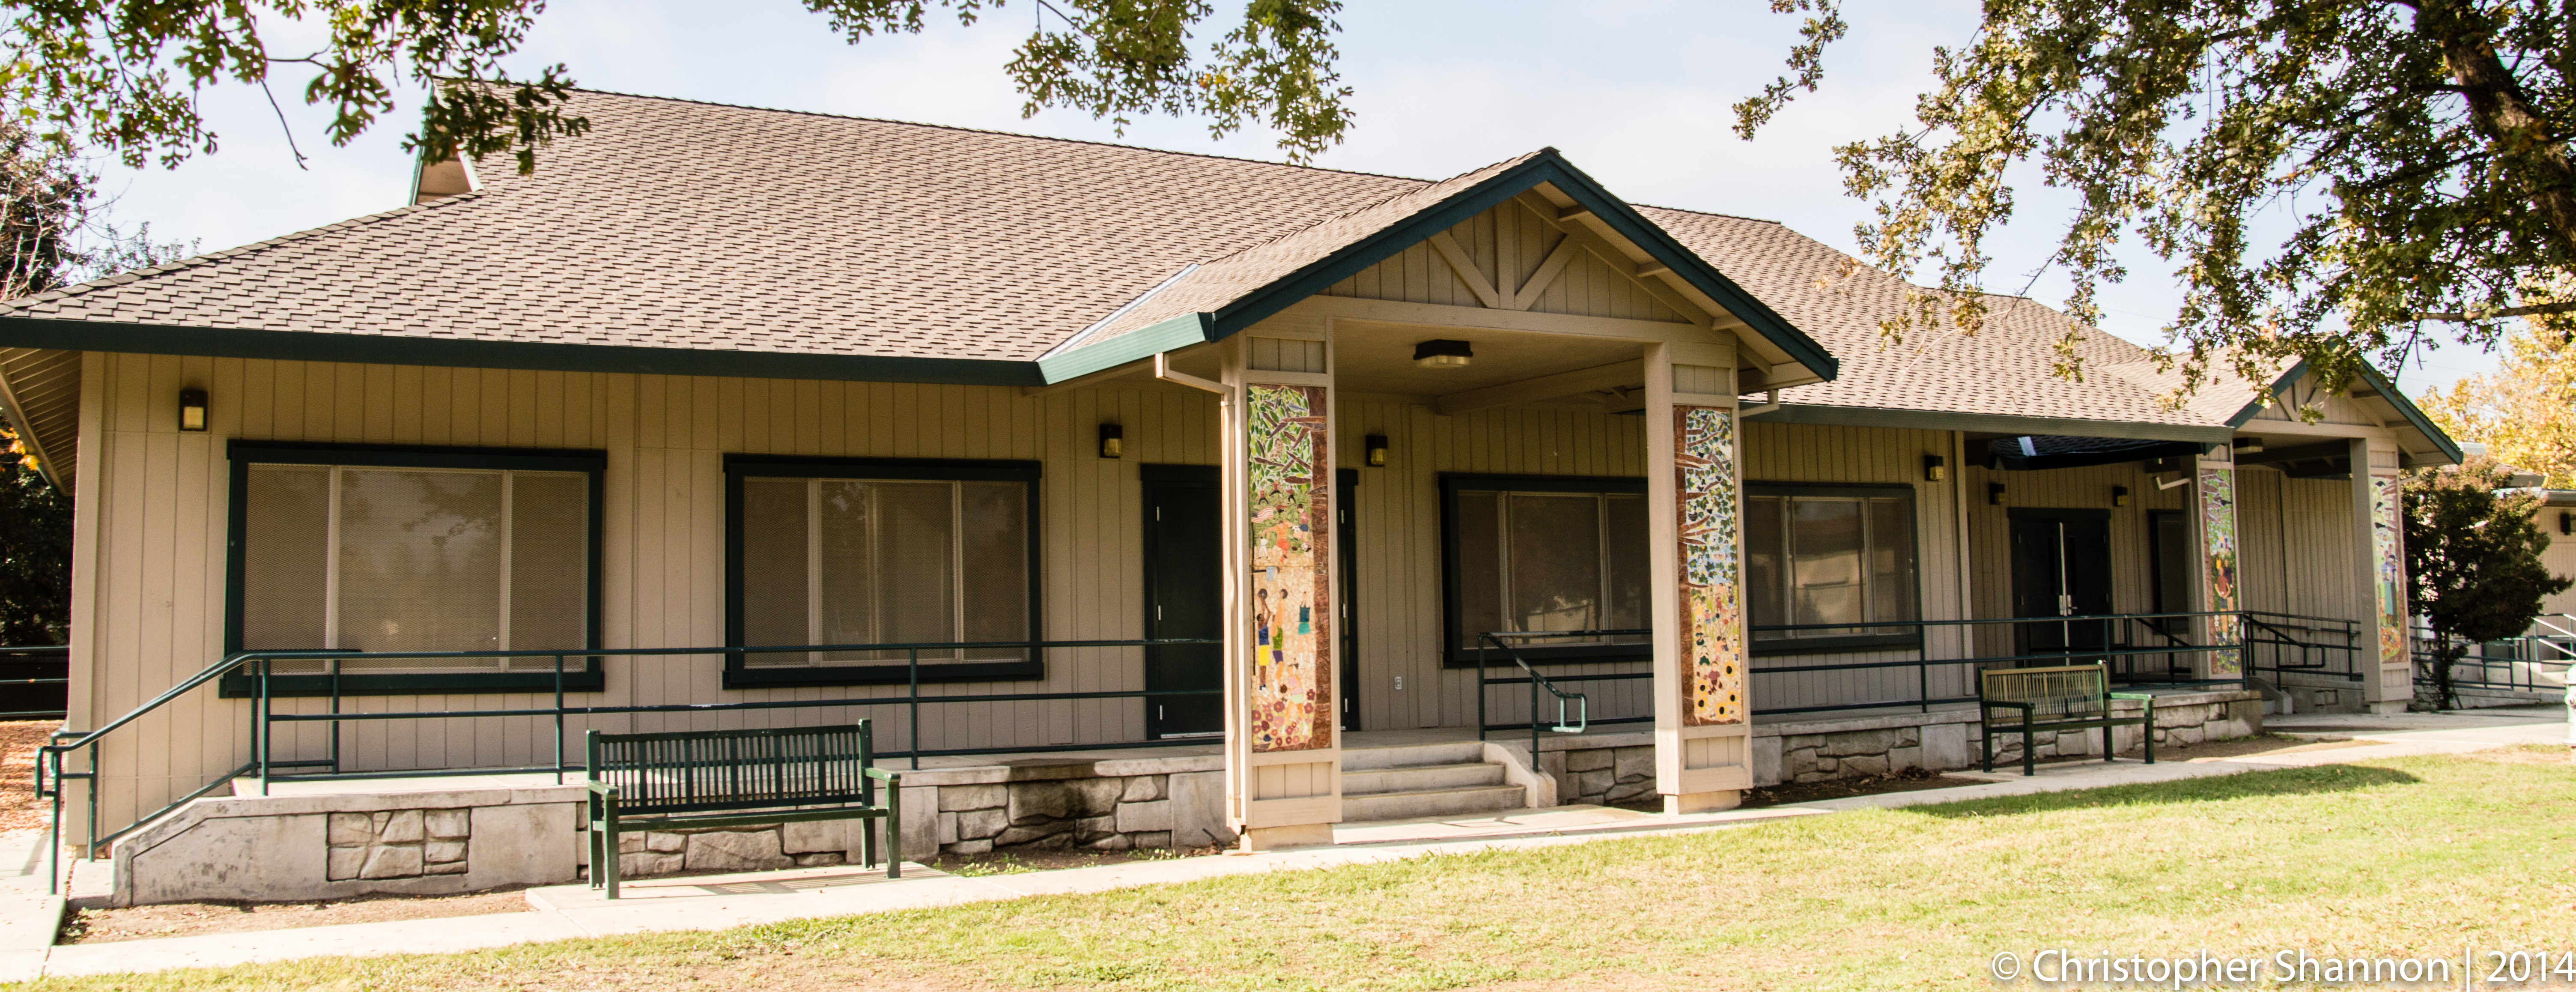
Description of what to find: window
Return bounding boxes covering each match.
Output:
[225,443,605,696]
[1744,484,1919,652]
[1442,476,1651,665]
[725,457,1041,686]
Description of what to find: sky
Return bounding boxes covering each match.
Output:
[82,0,2507,396]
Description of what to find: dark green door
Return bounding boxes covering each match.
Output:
[2010,511,2114,656]
[1145,468,1223,738]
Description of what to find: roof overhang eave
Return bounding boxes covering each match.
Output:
[1750,402,2234,445]
[0,316,1051,387]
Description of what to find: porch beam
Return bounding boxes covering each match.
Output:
[1511,191,1740,333]
[1427,233,1506,310]
[1434,359,1643,416]
[1507,239,1581,311]
[1279,296,1715,344]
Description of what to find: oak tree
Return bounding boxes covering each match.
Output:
[2403,460,2570,708]
[0,0,1354,173]
[1739,1,2576,404]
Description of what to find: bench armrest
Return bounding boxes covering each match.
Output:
[2107,692,2157,701]
[863,768,902,787]
[584,781,619,798]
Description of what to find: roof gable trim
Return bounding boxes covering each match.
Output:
[1200,152,1839,382]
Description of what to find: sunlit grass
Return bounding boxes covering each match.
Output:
[24,747,2575,991]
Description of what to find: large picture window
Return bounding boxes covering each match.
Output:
[1442,475,1650,665]
[225,442,605,696]
[1744,484,1920,652]
[725,457,1041,686]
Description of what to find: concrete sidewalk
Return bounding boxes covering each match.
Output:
[10,708,2565,982]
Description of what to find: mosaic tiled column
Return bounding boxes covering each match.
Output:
[2194,449,2242,679]
[2353,438,2411,710]
[1221,335,1341,849]
[1646,342,1753,813]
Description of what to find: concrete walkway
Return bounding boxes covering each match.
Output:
[6,707,2565,982]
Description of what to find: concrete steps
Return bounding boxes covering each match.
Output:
[1339,742,1529,822]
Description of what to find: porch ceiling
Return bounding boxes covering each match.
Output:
[1330,321,1644,400]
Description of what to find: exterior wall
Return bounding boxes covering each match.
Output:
[2234,469,2363,622]
[1740,421,1972,713]
[2537,504,2576,617]
[70,352,1228,828]
[1961,457,2192,624]
[1336,394,1654,732]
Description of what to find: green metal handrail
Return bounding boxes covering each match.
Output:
[1475,630,1641,760]
[35,636,1219,896]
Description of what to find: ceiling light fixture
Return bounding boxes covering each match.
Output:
[1413,339,1473,370]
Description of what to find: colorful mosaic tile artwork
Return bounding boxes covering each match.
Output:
[1247,384,1332,752]
[1676,405,1744,725]
[2371,474,2405,666]
[2200,467,2241,677]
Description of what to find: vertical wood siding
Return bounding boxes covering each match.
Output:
[75,355,1225,826]
[1319,202,1686,324]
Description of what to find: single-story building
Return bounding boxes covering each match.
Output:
[0,90,2459,902]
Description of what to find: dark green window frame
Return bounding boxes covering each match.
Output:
[722,455,1046,688]
[1439,473,1654,668]
[1744,481,1924,656]
[221,441,608,698]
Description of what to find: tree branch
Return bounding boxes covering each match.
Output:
[2415,299,2576,321]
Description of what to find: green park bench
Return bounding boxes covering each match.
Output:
[585,722,902,898]
[1979,664,2157,776]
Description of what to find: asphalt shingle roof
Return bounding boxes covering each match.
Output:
[0,87,2285,429]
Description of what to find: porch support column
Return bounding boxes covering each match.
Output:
[2351,437,2410,712]
[2193,447,2243,680]
[1221,331,1343,849]
[1646,341,1753,814]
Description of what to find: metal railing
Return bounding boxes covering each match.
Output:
[2413,614,2576,699]
[34,637,1217,894]
[1745,610,2355,716]
[1473,630,1653,755]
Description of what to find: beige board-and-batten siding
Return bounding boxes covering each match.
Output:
[68,352,1238,828]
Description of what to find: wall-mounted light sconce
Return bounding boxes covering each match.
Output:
[2112,484,2131,508]
[1923,454,1947,482]
[179,388,208,432]
[1988,482,2007,506]
[1413,339,1474,369]
[1365,434,1389,467]
[1097,423,1123,460]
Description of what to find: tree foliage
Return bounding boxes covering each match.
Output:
[2402,460,2571,708]
[1739,1,2576,406]
[0,0,1354,173]
[2421,286,2576,486]
[0,113,185,643]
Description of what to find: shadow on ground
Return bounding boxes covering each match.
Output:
[1900,762,2422,819]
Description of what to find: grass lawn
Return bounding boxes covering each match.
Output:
[27,747,2576,991]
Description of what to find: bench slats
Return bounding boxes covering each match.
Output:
[592,724,876,816]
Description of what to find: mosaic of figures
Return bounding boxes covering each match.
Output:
[1247,384,1333,752]
[2200,467,2241,677]
[2371,474,2405,667]
[1675,405,1744,725]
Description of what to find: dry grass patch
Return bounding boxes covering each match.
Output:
[20,749,2576,991]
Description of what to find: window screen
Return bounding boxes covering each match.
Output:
[1450,486,1649,653]
[239,464,593,673]
[738,478,1031,666]
[1743,488,1917,644]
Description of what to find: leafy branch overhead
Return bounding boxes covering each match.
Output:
[0,0,1353,176]
[1739,1,2576,406]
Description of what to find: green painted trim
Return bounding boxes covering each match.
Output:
[2358,365,2464,463]
[1203,153,1840,382]
[1749,403,2234,444]
[2223,359,2463,464]
[1035,312,1212,384]
[220,441,609,698]
[0,316,1045,386]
